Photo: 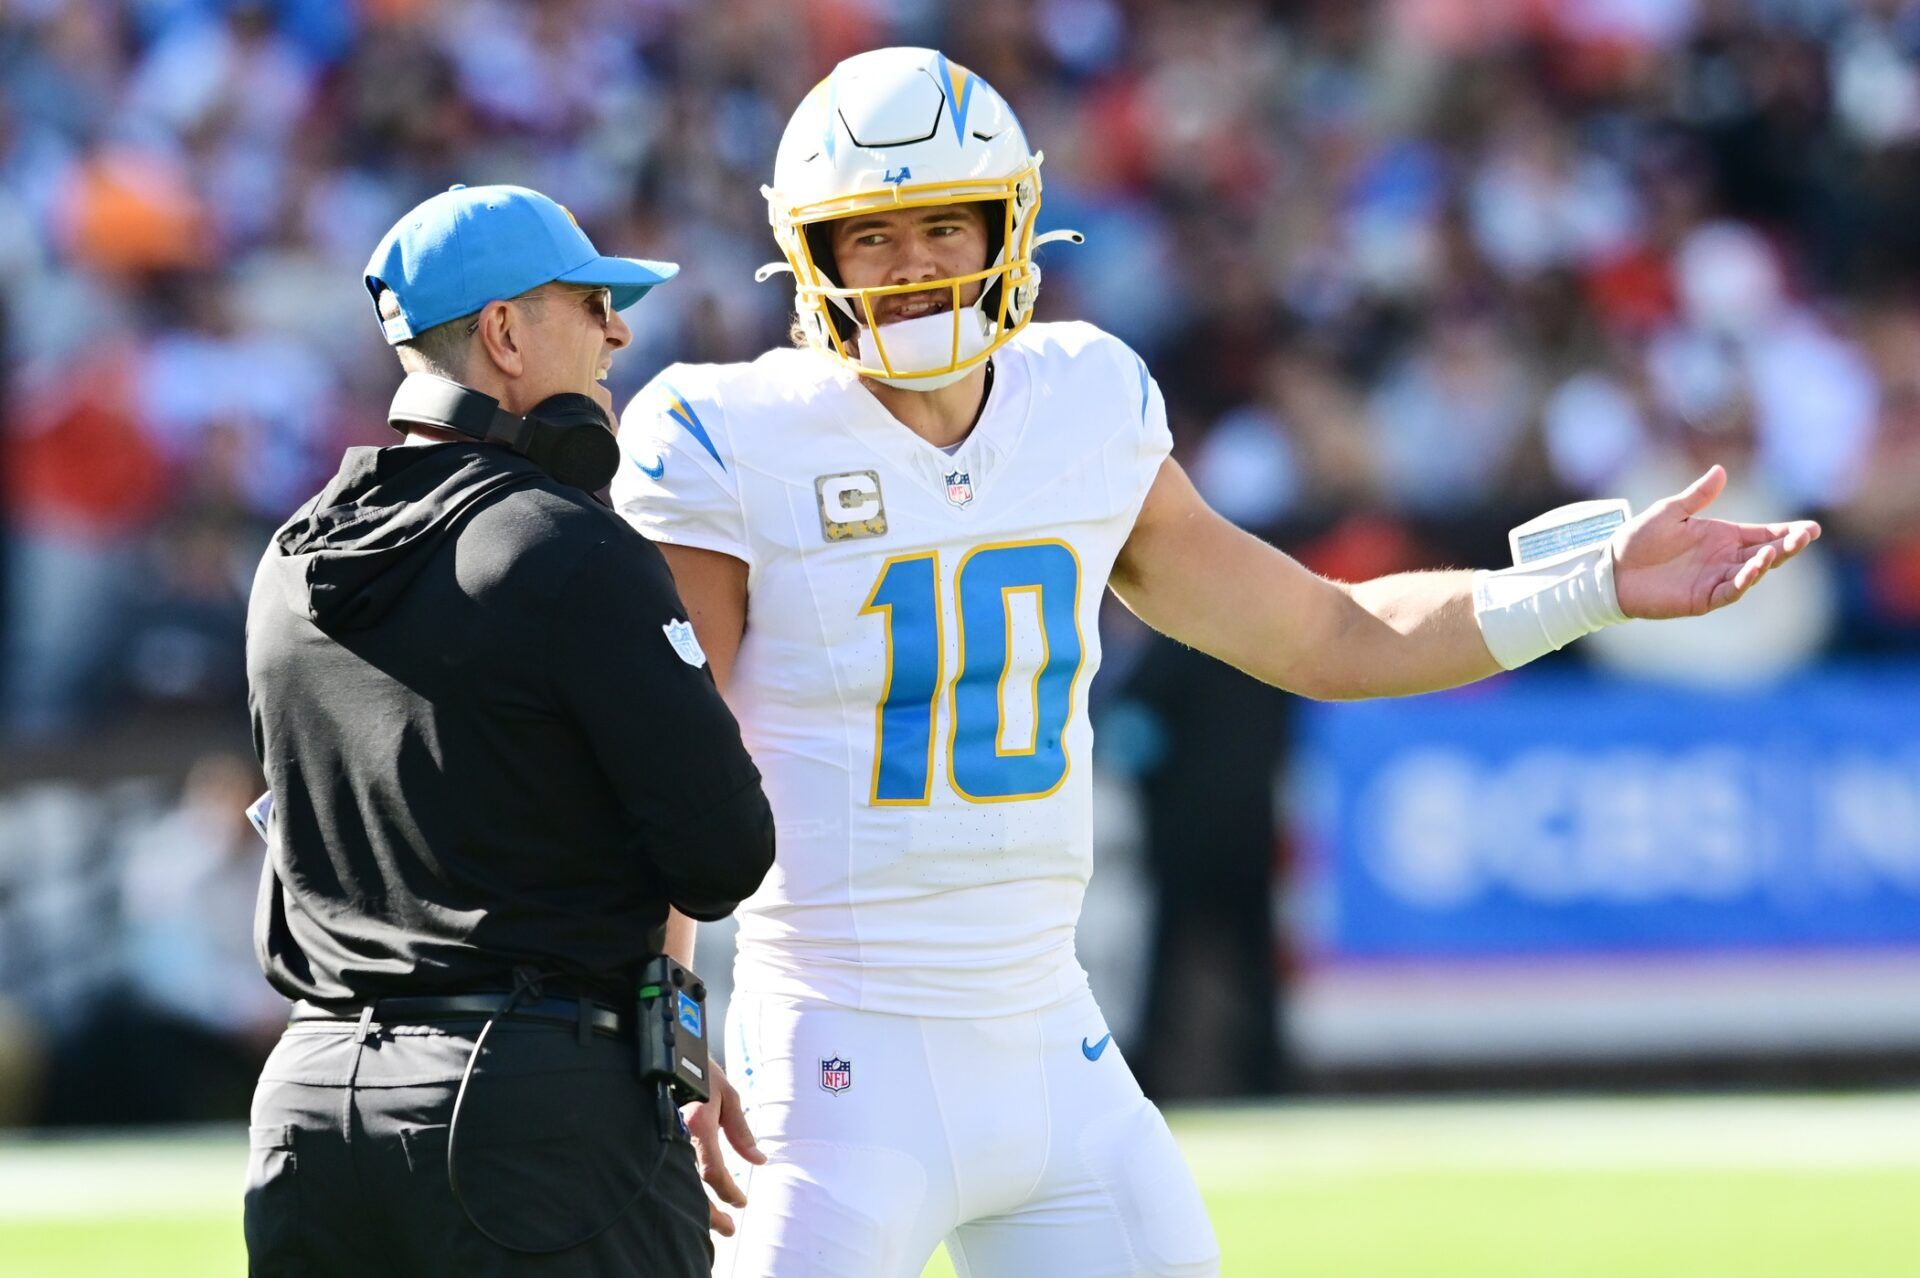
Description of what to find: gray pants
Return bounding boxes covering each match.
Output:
[244,1015,711,1276]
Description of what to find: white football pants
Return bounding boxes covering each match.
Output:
[714,986,1220,1278]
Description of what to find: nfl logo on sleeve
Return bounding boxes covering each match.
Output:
[944,469,974,508]
[819,1056,853,1094]
[662,619,707,667]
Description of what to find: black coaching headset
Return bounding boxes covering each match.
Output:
[387,372,621,494]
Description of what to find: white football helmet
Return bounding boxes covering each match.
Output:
[759,47,1083,389]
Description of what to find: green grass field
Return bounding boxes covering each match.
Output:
[3,1093,1917,1277]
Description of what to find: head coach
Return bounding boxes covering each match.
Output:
[241,184,774,1276]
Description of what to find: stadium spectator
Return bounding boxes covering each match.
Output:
[1,0,1916,1136]
[3,0,1914,746]
[36,753,280,1126]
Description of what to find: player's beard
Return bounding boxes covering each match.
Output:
[855,307,993,390]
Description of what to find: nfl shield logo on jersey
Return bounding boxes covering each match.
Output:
[819,1056,853,1094]
[944,469,974,508]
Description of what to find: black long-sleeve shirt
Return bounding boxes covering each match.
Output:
[245,440,773,1005]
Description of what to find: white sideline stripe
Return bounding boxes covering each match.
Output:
[1292,952,1920,1064]
[1174,1094,1920,1181]
[0,1128,243,1221]
[1,1097,1918,1221]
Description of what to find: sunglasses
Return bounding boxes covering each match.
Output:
[465,284,615,334]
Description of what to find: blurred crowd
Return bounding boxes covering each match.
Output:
[7,0,1920,1117]
[4,0,1920,741]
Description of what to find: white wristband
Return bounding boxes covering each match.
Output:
[1472,543,1628,670]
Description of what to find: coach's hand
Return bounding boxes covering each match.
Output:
[1613,465,1822,621]
[683,1060,766,1237]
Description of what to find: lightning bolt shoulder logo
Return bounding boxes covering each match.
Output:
[660,386,725,471]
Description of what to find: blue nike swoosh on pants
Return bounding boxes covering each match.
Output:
[1081,1033,1112,1061]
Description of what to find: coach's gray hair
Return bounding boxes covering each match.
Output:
[377,288,475,379]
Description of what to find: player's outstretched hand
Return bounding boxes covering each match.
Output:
[682,1058,767,1238]
[1612,465,1821,621]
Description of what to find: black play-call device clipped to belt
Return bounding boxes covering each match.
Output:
[636,955,710,1105]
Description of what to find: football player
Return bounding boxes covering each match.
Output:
[613,47,1820,1278]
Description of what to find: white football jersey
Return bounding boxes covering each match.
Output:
[613,321,1171,1017]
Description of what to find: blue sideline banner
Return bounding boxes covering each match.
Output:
[1292,669,1920,959]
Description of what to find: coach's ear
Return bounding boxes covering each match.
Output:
[473,299,526,379]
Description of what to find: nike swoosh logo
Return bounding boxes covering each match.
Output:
[632,454,665,480]
[1081,1033,1112,1061]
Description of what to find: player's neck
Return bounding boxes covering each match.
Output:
[860,362,990,451]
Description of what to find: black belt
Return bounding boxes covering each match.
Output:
[290,993,629,1038]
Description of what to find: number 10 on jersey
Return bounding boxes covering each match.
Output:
[862,540,1084,805]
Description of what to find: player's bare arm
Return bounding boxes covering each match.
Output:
[658,540,749,981]
[1112,458,1822,700]
[654,541,759,1236]
[658,544,750,690]
[659,542,749,971]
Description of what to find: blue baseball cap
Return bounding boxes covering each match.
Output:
[364,184,678,345]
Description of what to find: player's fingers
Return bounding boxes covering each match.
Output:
[708,1200,737,1238]
[1731,520,1800,545]
[1674,465,1727,517]
[1733,518,1822,550]
[720,1094,768,1165]
[1767,532,1810,569]
[696,1136,748,1208]
[1707,543,1772,611]
[1715,524,1816,580]
[1733,542,1778,594]
[1722,533,1797,573]
[685,1097,718,1139]
[684,1100,746,1204]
